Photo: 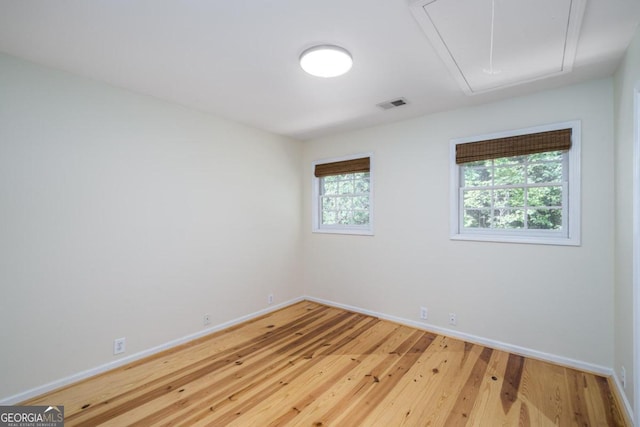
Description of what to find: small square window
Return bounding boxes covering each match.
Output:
[312,154,373,235]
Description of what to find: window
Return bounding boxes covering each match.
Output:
[450,121,580,245]
[312,154,373,235]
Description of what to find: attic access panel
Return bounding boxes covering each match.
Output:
[410,0,586,95]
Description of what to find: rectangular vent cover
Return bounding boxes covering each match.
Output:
[377,98,408,110]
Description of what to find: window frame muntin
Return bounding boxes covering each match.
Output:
[312,152,374,236]
[450,121,581,246]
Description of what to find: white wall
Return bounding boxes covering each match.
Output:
[303,79,615,368]
[614,27,640,418]
[0,53,302,400]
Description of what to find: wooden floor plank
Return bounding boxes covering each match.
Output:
[321,330,435,426]
[229,319,401,427]
[519,358,576,425]
[257,321,407,427]
[464,349,519,426]
[21,301,627,426]
[362,337,484,426]
[202,314,379,426]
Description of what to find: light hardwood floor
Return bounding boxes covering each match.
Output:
[24,302,626,426]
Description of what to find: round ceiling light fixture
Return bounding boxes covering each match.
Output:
[299,45,353,78]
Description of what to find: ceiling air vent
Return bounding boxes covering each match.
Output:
[377,98,408,110]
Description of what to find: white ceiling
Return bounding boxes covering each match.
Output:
[0,0,638,140]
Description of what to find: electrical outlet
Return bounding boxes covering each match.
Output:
[114,337,126,355]
[621,366,626,389]
[268,294,274,305]
[448,313,457,326]
[420,307,428,320]
[203,314,211,326]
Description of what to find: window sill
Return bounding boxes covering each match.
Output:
[450,232,580,246]
[313,227,374,236]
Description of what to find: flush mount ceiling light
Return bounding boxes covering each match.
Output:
[299,45,353,78]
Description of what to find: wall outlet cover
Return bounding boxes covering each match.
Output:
[448,313,457,326]
[114,337,126,355]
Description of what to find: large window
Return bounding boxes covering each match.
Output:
[450,121,580,245]
[312,154,373,235]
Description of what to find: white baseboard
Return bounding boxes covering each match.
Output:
[0,297,304,405]
[304,295,613,376]
[611,371,635,426]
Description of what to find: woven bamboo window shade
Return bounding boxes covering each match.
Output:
[455,128,572,164]
[314,157,370,177]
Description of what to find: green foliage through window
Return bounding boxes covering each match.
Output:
[460,152,565,231]
[320,172,370,226]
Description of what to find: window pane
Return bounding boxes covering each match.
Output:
[337,197,352,210]
[527,209,562,230]
[337,210,351,224]
[493,209,525,229]
[528,186,562,207]
[528,151,563,162]
[494,165,525,185]
[528,163,562,184]
[321,197,335,210]
[322,211,337,225]
[494,155,526,165]
[464,209,491,228]
[494,188,524,208]
[463,190,491,208]
[462,167,492,187]
[353,211,369,224]
[354,178,370,193]
[339,180,354,194]
[321,178,338,195]
[465,159,492,167]
[353,196,369,209]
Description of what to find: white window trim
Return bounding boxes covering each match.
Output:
[449,120,581,246]
[312,152,374,236]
